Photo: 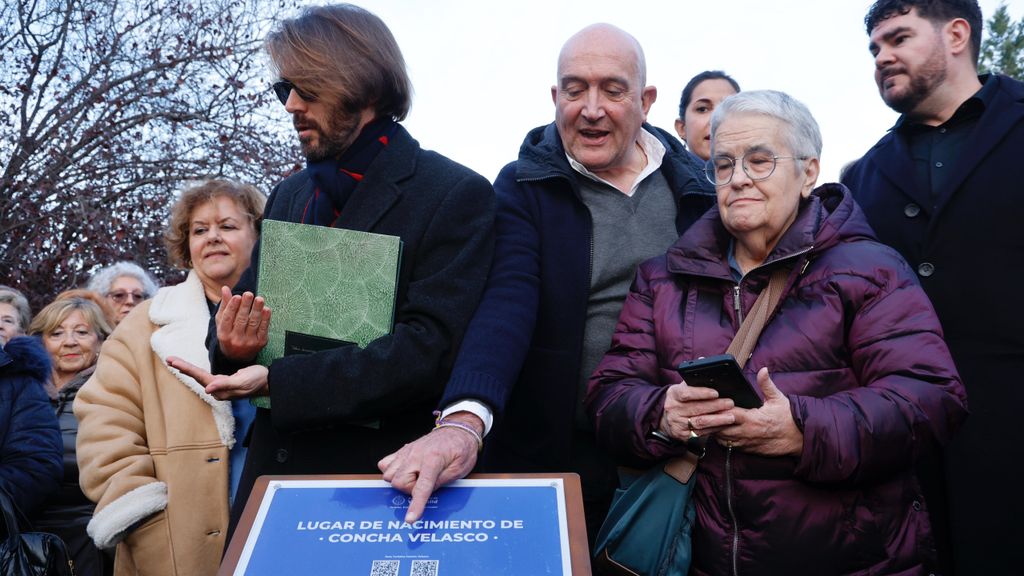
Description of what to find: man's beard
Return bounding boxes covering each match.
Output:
[296,112,363,162]
[879,44,948,115]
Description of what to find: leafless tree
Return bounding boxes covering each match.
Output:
[1,0,300,310]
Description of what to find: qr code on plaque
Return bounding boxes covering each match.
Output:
[369,560,399,576]
[410,560,439,576]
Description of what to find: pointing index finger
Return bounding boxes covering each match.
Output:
[404,459,444,524]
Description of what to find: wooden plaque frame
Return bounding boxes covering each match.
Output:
[218,473,591,576]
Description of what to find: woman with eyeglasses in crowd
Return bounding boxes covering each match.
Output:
[28,296,114,576]
[87,261,160,326]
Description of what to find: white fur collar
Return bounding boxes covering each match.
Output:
[149,271,235,447]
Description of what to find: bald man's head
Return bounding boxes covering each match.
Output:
[557,24,647,87]
[552,23,656,181]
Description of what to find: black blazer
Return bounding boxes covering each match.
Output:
[229,125,494,506]
[841,74,1024,574]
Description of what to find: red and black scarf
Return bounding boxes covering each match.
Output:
[302,117,398,227]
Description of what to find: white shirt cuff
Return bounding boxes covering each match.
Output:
[441,400,494,437]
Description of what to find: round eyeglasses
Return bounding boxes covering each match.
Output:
[705,152,807,186]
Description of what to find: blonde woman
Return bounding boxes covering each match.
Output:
[29,296,113,575]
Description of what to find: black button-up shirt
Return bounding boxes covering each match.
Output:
[895,74,998,205]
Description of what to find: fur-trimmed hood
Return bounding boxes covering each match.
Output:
[0,335,61,517]
[148,270,235,448]
[0,335,51,381]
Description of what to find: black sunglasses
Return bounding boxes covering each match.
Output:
[271,80,318,105]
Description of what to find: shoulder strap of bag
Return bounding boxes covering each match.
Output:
[725,267,790,369]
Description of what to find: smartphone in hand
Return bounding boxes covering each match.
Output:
[677,354,763,409]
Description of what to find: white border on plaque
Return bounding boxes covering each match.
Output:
[233,478,572,576]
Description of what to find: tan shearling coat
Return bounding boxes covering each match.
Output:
[75,271,235,576]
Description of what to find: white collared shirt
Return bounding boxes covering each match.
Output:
[566,128,666,196]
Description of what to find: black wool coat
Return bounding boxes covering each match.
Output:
[841,73,1024,575]
[225,124,495,513]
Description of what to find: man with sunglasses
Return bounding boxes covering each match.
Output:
[171,3,494,528]
[378,23,715,546]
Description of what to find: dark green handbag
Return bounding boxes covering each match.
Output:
[592,451,698,576]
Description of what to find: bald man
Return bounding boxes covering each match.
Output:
[380,24,714,544]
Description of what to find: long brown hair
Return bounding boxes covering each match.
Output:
[266,4,412,120]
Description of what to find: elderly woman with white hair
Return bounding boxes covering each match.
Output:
[87,261,160,325]
[587,90,967,575]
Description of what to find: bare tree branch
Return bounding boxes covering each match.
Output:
[1,0,299,310]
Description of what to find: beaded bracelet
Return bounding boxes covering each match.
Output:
[432,411,484,452]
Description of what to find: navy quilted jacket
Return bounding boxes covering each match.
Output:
[587,184,968,575]
[0,337,62,516]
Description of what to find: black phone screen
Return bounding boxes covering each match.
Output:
[676,354,763,409]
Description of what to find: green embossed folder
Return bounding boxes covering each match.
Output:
[252,220,402,408]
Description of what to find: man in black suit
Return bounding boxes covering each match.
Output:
[842,1,1024,572]
[171,3,494,525]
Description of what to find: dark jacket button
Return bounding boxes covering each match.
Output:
[912,500,922,511]
[917,262,935,277]
[275,448,289,463]
[904,203,921,218]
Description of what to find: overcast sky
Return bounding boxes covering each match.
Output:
[266,0,1022,184]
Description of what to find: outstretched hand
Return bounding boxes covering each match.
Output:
[216,285,271,361]
[378,412,482,524]
[166,356,269,400]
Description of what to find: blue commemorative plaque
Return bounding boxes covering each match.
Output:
[223,476,587,576]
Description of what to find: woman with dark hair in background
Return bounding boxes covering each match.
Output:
[674,70,740,161]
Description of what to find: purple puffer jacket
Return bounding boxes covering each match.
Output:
[587,184,967,576]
